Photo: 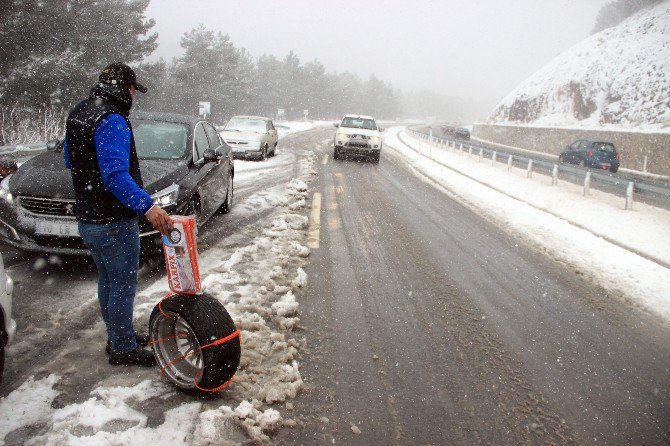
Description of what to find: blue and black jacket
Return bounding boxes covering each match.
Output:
[64,83,153,223]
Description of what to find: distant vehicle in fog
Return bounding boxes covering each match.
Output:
[455,128,470,140]
[333,114,383,163]
[220,116,278,160]
[559,139,620,173]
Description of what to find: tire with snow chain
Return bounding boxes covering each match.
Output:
[149,293,240,396]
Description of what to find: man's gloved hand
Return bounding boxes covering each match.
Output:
[145,205,171,235]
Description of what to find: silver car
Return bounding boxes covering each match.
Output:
[0,253,16,384]
[220,116,278,160]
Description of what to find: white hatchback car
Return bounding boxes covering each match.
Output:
[333,114,383,163]
[220,116,278,160]
[0,253,16,384]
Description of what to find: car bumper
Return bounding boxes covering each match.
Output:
[335,145,381,156]
[231,148,264,160]
[589,159,619,171]
[0,200,164,256]
[1,279,16,346]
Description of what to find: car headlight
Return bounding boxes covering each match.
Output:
[0,174,13,202]
[245,140,262,148]
[370,136,381,143]
[336,133,348,140]
[151,184,179,207]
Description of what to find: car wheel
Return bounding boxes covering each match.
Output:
[219,173,233,214]
[333,148,340,160]
[372,152,380,163]
[260,145,268,161]
[271,143,277,157]
[610,166,619,173]
[581,158,588,168]
[150,293,241,396]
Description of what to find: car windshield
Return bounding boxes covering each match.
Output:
[131,120,189,159]
[225,118,266,132]
[340,117,377,130]
[592,142,616,153]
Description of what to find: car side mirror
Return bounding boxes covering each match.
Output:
[203,148,220,163]
[378,127,385,132]
[333,123,339,128]
[46,139,61,152]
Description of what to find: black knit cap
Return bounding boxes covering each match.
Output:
[98,62,147,93]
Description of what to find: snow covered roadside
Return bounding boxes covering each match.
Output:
[385,127,670,322]
[0,152,319,444]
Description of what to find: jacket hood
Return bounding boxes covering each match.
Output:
[9,151,189,199]
[89,82,133,116]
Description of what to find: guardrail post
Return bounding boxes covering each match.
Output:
[459,143,463,152]
[583,171,591,195]
[478,147,483,162]
[551,164,558,185]
[643,156,648,173]
[527,159,533,177]
[625,181,634,209]
[507,154,513,171]
[492,151,497,165]
[468,146,473,157]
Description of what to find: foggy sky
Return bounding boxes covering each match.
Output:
[145,0,608,113]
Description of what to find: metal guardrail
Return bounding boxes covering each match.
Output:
[407,127,670,210]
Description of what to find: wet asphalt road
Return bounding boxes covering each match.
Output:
[277,131,670,445]
[1,128,669,445]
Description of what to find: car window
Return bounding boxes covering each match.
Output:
[340,117,378,130]
[204,123,222,149]
[193,123,209,160]
[131,119,189,159]
[570,141,580,150]
[579,141,591,151]
[593,142,616,153]
[268,121,275,131]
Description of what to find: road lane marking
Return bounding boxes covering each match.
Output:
[307,192,322,249]
[322,154,329,165]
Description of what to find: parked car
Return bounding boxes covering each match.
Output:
[455,127,471,140]
[333,114,383,163]
[0,253,16,385]
[0,112,234,256]
[220,116,278,160]
[559,139,620,173]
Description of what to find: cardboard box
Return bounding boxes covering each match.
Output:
[163,215,201,294]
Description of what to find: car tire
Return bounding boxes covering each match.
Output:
[260,146,268,161]
[581,158,588,168]
[610,166,619,173]
[220,173,233,214]
[372,152,380,163]
[150,293,241,396]
[333,148,340,160]
[271,143,277,157]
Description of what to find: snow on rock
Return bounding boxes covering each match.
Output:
[490,1,670,131]
[292,267,308,288]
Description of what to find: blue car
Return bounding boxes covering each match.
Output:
[559,140,620,173]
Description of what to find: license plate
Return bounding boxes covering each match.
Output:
[35,220,80,237]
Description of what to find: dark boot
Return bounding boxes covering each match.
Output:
[109,346,156,367]
[105,333,151,355]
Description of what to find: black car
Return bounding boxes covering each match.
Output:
[455,128,471,140]
[559,139,620,173]
[0,112,234,256]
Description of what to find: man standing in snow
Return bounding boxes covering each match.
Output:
[63,62,171,367]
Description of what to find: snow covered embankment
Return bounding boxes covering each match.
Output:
[0,153,318,444]
[385,127,670,323]
[490,1,670,132]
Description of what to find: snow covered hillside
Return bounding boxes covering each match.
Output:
[489,1,670,132]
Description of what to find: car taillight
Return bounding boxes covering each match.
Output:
[587,150,593,157]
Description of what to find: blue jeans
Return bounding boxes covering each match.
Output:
[79,219,140,353]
